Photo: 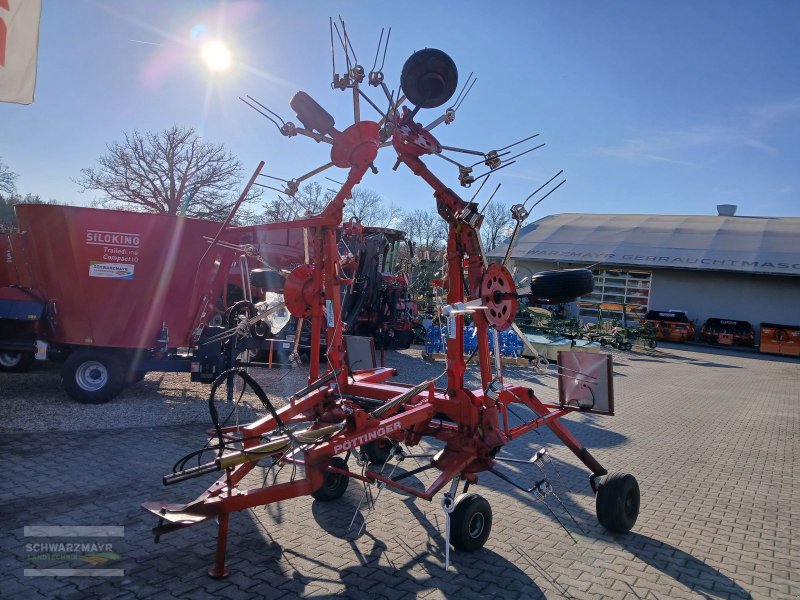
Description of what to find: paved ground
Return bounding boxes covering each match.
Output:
[1,344,797,599]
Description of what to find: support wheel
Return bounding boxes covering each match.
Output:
[596,472,640,533]
[648,339,657,349]
[450,493,492,551]
[311,457,349,501]
[0,351,35,373]
[361,439,396,464]
[61,349,124,404]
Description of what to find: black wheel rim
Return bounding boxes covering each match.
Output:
[468,512,485,539]
[624,490,637,518]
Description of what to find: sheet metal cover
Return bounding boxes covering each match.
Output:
[492,213,800,276]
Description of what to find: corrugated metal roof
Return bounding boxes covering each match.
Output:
[489,213,800,276]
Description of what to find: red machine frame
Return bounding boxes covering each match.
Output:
[144,42,636,578]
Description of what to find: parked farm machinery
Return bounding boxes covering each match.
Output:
[143,25,640,577]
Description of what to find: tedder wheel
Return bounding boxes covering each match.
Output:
[596,472,640,533]
[648,339,657,349]
[311,456,350,501]
[450,493,493,551]
[0,351,35,373]
[528,269,594,303]
[361,439,396,464]
[61,349,125,404]
[599,338,608,347]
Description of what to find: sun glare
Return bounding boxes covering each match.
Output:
[201,40,232,71]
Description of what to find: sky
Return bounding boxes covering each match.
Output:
[1,0,799,219]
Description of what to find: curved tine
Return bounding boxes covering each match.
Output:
[469,175,490,201]
[330,17,336,80]
[527,179,566,212]
[254,182,287,195]
[479,183,502,214]
[332,21,350,73]
[472,160,517,183]
[494,143,545,168]
[496,132,540,153]
[339,16,358,65]
[523,170,564,207]
[245,95,286,126]
[370,28,384,73]
[259,173,291,183]
[452,73,478,110]
[379,28,391,72]
[240,97,282,132]
[467,149,512,169]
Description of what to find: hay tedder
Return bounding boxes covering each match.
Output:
[143,22,640,577]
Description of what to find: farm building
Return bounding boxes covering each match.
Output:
[490,209,800,343]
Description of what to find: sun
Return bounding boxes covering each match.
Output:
[201,40,232,72]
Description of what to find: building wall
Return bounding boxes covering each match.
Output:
[648,269,800,335]
[508,258,800,340]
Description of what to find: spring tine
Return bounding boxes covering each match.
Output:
[522,170,564,207]
[497,132,540,153]
[370,27,384,73]
[469,175,489,201]
[239,97,282,132]
[452,73,477,111]
[527,179,566,212]
[479,183,502,214]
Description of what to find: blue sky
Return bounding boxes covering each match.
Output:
[2,0,799,218]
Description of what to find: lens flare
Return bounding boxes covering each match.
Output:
[201,40,232,71]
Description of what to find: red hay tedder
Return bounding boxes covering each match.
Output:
[128,26,641,577]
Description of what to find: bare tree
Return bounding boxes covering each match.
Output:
[76,126,260,221]
[1,193,56,232]
[343,187,401,228]
[480,201,514,252]
[261,182,331,223]
[400,209,447,260]
[0,157,18,197]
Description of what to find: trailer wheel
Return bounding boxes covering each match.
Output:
[596,471,640,533]
[0,351,34,373]
[62,350,124,404]
[311,457,349,501]
[450,493,493,551]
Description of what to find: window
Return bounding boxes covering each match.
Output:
[578,269,652,326]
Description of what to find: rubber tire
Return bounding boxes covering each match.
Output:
[61,349,125,404]
[528,269,594,303]
[361,439,395,464]
[648,340,657,349]
[596,472,640,533]
[599,338,608,347]
[450,493,493,551]
[0,351,35,373]
[125,370,147,385]
[311,457,349,501]
[393,330,413,350]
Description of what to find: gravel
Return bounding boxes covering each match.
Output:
[0,347,562,432]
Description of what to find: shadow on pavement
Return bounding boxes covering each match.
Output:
[618,532,753,599]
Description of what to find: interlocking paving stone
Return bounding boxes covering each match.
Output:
[0,343,797,599]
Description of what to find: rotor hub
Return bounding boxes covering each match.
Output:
[479,263,517,331]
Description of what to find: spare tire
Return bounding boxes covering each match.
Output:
[250,269,286,293]
[528,269,594,303]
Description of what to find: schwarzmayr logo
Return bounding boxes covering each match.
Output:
[23,526,124,577]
